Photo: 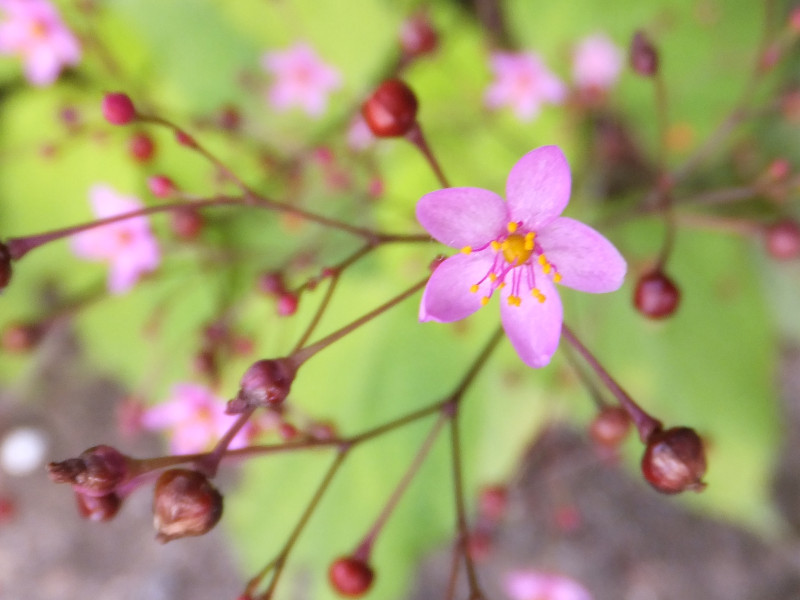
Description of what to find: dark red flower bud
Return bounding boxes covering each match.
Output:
[217,104,241,131]
[0,241,12,291]
[128,132,156,162]
[764,219,800,260]
[47,445,130,497]
[328,556,375,597]
[589,406,632,449]
[630,31,659,77]
[229,358,297,412]
[2,321,43,353]
[399,13,438,59]
[148,175,176,198]
[641,426,707,494]
[102,92,136,125]
[361,79,419,138]
[257,271,286,296]
[153,469,223,543]
[634,269,680,319]
[75,490,122,522]
[171,207,204,240]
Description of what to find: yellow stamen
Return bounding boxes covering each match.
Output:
[531,288,546,303]
[554,273,562,283]
[498,282,506,289]
[491,241,501,252]
[489,273,498,282]
[501,233,533,265]
[507,295,521,306]
[481,296,490,306]
[538,255,547,266]
[470,284,479,293]
[461,246,472,254]
[507,221,518,233]
[524,232,535,250]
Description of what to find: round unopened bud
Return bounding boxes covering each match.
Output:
[171,207,204,240]
[589,406,632,449]
[257,271,286,296]
[147,175,176,198]
[277,292,299,316]
[641,427,707,494]
[153,469,223,543]
[764,219,800,260]
[361,79,419,138]
[102,92,136,125]
[328,556,375,597]
[75,490,122,522]
[231,358,297,411]
[399,13,438,59]
[2,321,42,353]
[0,241,12,291]
[47,444,130,497]
[630,31,659,77]
[633,269,680,319]
[128,132,156,162]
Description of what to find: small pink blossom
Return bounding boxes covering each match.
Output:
[71,184,160,294]
[262,42,341,117]
[416,146,626,368]
[485,51,566,122]
[572,33,623,92]
[504,570,593,600]
[0,0,80,86]
[141,383,254,455]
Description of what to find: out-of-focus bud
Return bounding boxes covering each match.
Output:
[361,79,419,138]
[227,358,297,413]
[641,426,707,494]
[478,485,508,522]
[147,175,177,198]
[630,31,659,77]
[171,207,204,240]
[764,218,800,260]
[0,241,12,291]
[399,13,438,60]
[75,490,122,522]
[152,469,223,543]
[102,92,136,125]
[276,292,299,316]
[328,556,375,597]
[589,405,632,449]
[633,269,681,319]
[2,321,44,353]
[47,445,130,497]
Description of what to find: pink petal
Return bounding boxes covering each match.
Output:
[499,275,563,368]
[419,252,495,322]
[506,146,571,231]
[416,187,508,248]
[537,217,626,293]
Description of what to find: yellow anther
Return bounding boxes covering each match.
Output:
[554,273,562,283]
[542,263,551,274]
[498,282,506,289]
[507,295,521,306]
[531,288,546,303]
[507,222,518,233]
[481,296,490,306]
[470,284,480,293]
[461,246,472,255]
[538,255,547,266]
[491,241,501,251]
[524,232,535,250]
[489,273,498,282]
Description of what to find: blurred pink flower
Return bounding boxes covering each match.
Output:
[504,570,593,600]
[0,0,80,86]
[262,42,341,117]
[572,33,623,92]
[142,383,254,455]
[71,184,160,294]
[346,114,375,151]
[485,51,565,121]
[416,146,626,368]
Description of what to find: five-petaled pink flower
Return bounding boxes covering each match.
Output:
[504,569,593,600]
[416,146,626,368]
[71,184,160,294]
[141,383,255,455]
[0,0,80,86]
[485,51,566,122]
[572,33,623,92]
[262,42,341,117]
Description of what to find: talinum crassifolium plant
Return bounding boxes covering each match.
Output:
[1,1,799,598]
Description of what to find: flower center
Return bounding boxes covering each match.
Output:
[501,232,533,265]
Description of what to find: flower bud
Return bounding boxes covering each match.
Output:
[633,269,680,319]
[399,13,438,60]
[75,490,122,522]
[764,219,800,260]
[328,556,375,597]
[148,175,177,198]
[630,31,659,77]
[589,406,632,449]
[128,132,156,162]
[361,79,419,138]
[2,321,43,353]
[171,207,204,240]
[102,92,136,125]
[276,292,299,316]
[0,241,12,291]
[641,427,707,494]
[153,469,223,543]
[47,445,130,497]
[229,358,297,412]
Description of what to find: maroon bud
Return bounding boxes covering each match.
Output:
[217,104,241,131]
[328,556,375,597]
[148,175,176,198]
[171,207,204,240]
[277,292,299,316]
[630,31,659,77]
[47,445,130,497]
[231,358,297,411]
[589,406,632,449]
[75,491,122,522]
[2,321,44,353]
[257,271,286,296]
[478,485,508,522]
[129,132,156,162]
[641,426,707,494]
[0,241,12,291]
[399,13,438,59]
[764,219,800,260]
[361,79,419,138]
[153,469,223,543]
[102,92,136,125]
[634,269,680,319]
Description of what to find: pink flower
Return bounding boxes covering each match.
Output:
[416,146,626,368]
[504,570,593,600]
[262,42,341,117]
[485,51,565,121]
[71,184,160,294]
[141,383,254,455]
[572,33,623,92]
[0,0,80,86]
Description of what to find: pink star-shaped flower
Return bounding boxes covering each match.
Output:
[485,51,566,122]
[0,0,80,86]
[71,184,160,294]
[141,383,255,455]
[572,33,623,92]
[416,146,626,368]
[504,570,593,600]
[262,42,341,117]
